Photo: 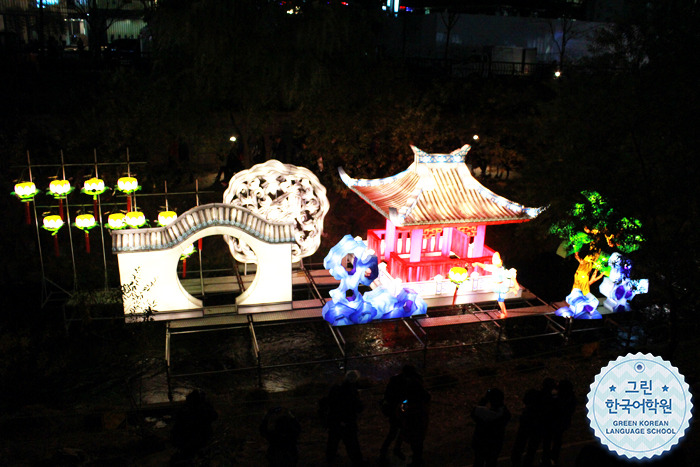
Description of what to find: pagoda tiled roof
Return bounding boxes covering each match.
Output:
[339,145,542,227]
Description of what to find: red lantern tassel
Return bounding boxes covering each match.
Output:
[84,231,91,254]
[182,258,187,279]
[126,195,132,213]
[198,238,202,251]
[25,202,31,225]
[54,235,60,257]
[452,285,459,306]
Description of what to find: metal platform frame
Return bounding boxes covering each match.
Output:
[163,261,629,399]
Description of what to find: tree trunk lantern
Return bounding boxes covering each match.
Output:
[82,177,107,218]
[13,181,39,224]
[42,214,64,257]
[48,179,73,220]
[75,213,97,253]
[117,176,139,212]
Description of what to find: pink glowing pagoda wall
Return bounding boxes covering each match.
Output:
[366,221,494,283]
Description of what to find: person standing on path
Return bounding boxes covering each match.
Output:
[324,370,367,466]
[471,387,511,467]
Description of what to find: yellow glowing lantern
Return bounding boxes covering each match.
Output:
[117,176,140,212]
[117,177,139,193]
[158,210,178,227]
[42,214,65,256]
[125,210,146,228]
[75,213,97,253]
[13,181,39,224]
[449,266,470,306]
[449,266,469,284]
[42,214,64,232]
[107,213,127,230]
[48,179,72,221]
[82,177,107,218]
[83,177,106,195]
[49,179,72,198]
[14,181,38,200]
[76,213,97,230]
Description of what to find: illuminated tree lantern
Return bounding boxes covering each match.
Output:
[117,176,140,212]
[180,243,196,278]
[12,181,39,224]
[106,213,127,230]
[75,213,97,253]
[48,179,73,220]
[449,266,470,305]
[157,210,178,227]
[42,214,64,256]
[125,210,147,229]
[81,177,107,217]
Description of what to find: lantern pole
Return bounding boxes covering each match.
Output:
[61,150,78,292]
[196,179,205,298]
[28,151,49,303]
[95,149,109,290]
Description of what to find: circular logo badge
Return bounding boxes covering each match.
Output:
[587,353,693,460]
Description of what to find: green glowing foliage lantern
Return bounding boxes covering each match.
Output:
[550,190,645,260]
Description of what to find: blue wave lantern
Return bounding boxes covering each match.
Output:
[322,234,427,326]
[599,253,649,313]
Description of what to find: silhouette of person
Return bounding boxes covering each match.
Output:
[550,380,576,466]
[399,368,431,467]
[379,364,418,461]
[325,370,366,466]
[522,378,557,467]
[170,389,218,461]
[511,388,539,467]
[260,406,302,467]
[471,387,511,467]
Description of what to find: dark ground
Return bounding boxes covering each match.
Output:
[0,307,698,466]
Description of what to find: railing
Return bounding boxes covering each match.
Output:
[110,203,296,253]
[389,252,495,283]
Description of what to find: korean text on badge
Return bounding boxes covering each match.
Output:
[587,353,692,460]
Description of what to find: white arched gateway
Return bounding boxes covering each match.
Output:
[111,203,297,315]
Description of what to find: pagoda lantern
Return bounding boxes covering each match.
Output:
[12,181,39,224]
[75,213,97,253]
